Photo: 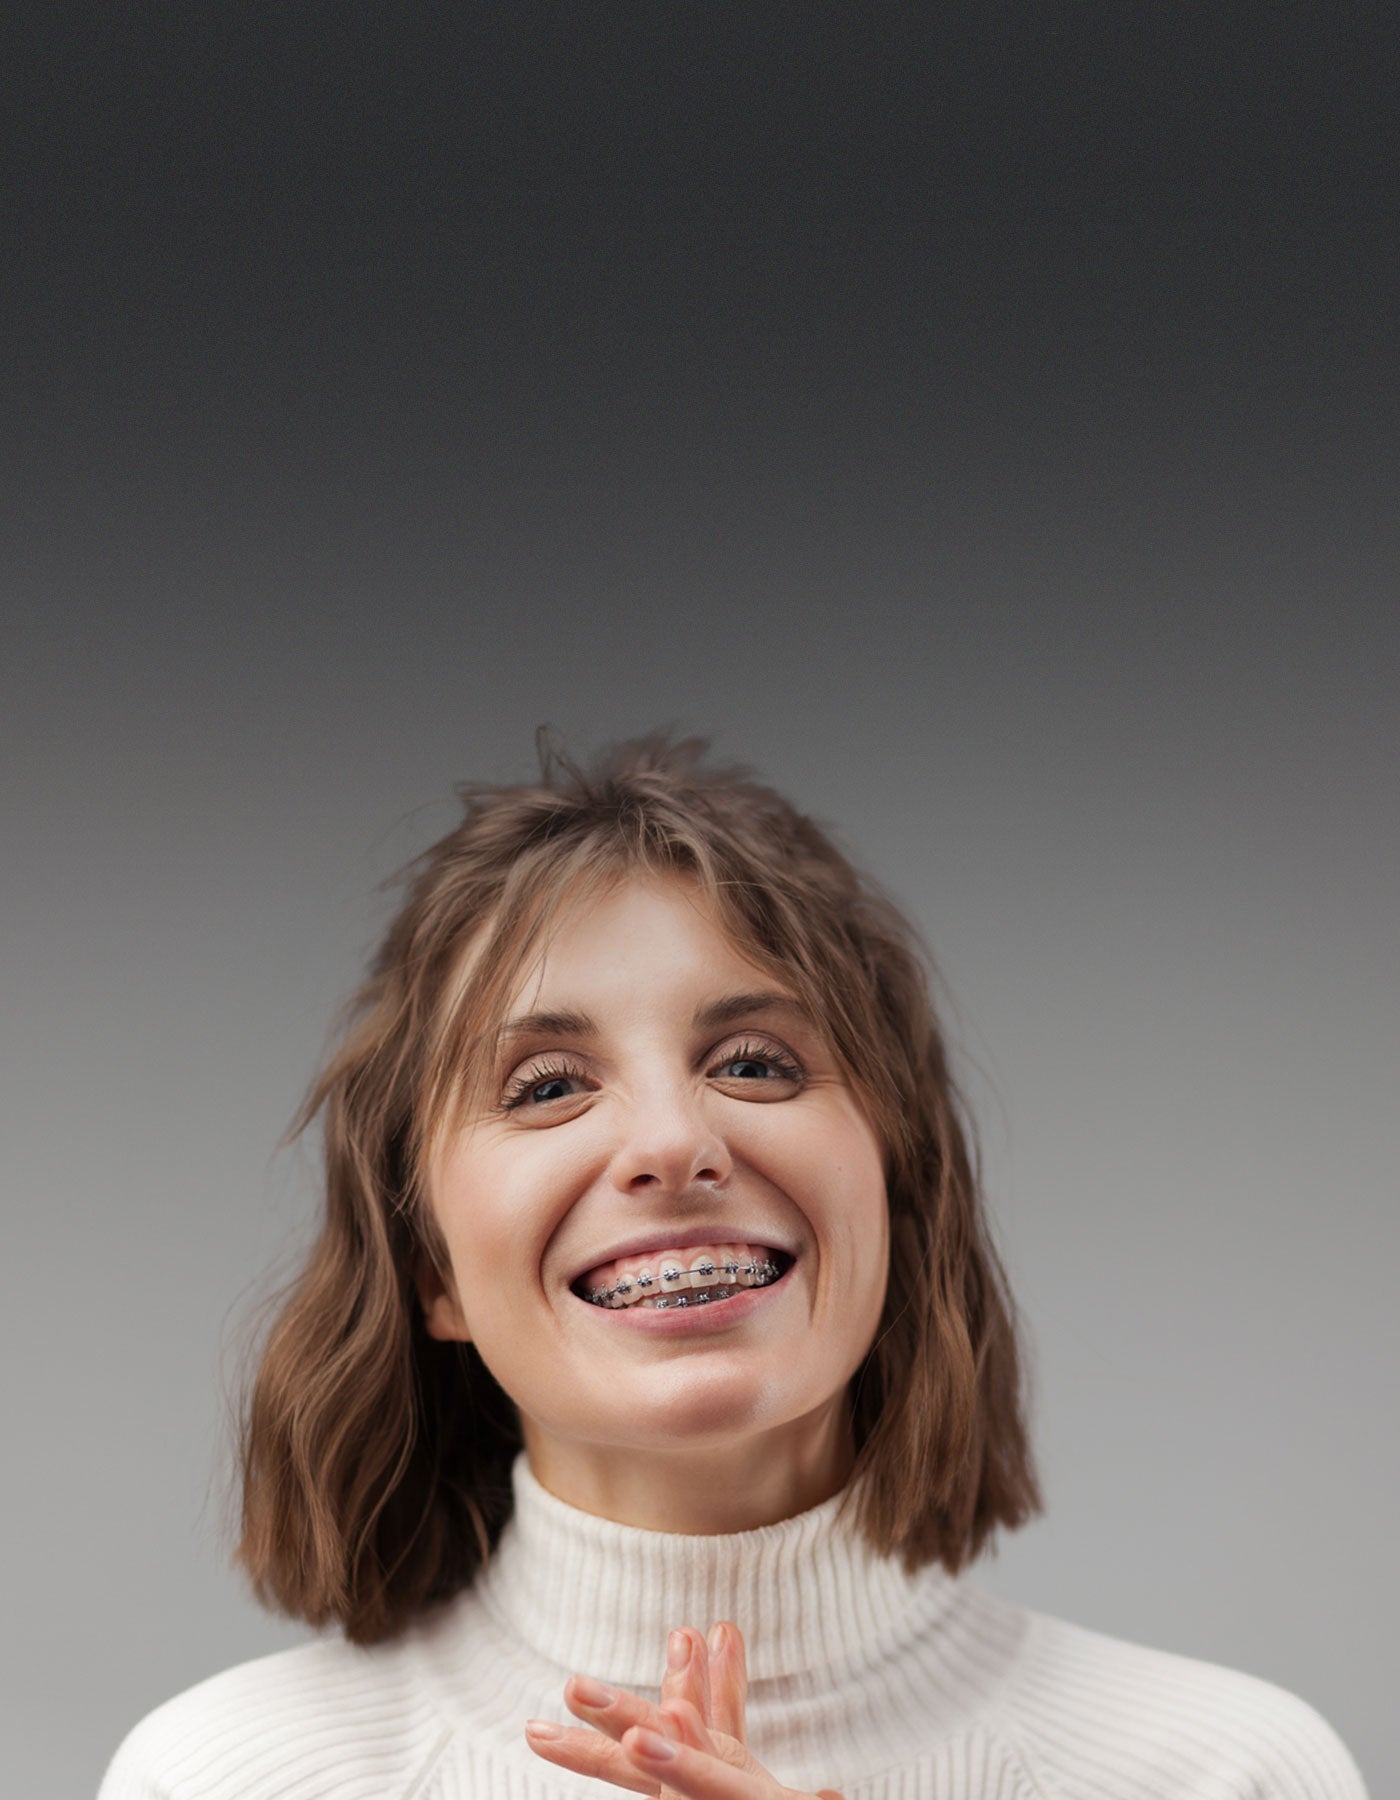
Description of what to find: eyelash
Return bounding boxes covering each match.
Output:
[720,1038,805,1084]
[497,1037,806,1112]
[498,1057,591,1112]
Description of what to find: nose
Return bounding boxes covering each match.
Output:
[607,1077,733,1198]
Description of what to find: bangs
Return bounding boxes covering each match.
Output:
[412,847,626,1175]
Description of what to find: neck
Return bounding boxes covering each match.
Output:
[520,1399,855,1533]
[468,1447,954,1687]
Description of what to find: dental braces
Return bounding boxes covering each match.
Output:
[584,1258,782,1308]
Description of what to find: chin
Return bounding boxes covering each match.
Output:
[645,1396,775,1448]
[636,1369,829,1452]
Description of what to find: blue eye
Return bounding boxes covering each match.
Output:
[527,1075,575,1103]
[500,1059,589,1110]
[713,1039,805,1084]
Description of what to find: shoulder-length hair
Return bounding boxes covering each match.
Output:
[235,730,1042,1644]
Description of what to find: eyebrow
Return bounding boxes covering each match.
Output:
[494,989,812,1048]
[695,990,812,1032]
[494,1007,596,1047]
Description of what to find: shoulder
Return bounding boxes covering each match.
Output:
[995,1605,1368,1800]
[96,1630,454,1800]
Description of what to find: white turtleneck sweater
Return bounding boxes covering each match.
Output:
[99,1456,1368,1799]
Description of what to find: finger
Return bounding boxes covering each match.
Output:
[564,1674,693,1746]
[652,1697,719,1800]
[661,1699,785,1792]
[662,1627,712,1725]
[624,1725,824,1800]
[657,1697,720,1756]
[524,1718,658,1795]
[706,1621,748,1744]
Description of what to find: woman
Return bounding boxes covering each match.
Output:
[99,733,1367,1800]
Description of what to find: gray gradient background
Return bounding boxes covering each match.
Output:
[4,8,1397,1796]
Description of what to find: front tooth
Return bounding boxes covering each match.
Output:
[595,1244,780,1307]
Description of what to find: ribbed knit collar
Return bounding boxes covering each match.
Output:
[475,1453,953,1686]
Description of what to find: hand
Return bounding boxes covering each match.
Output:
[525,1620,845,1800]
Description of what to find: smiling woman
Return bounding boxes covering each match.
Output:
[97,733,1368,1800]
[416,875,892,1534]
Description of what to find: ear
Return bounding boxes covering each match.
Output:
[413,1249,472,1344]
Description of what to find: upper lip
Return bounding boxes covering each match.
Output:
[567,1224,795,1287]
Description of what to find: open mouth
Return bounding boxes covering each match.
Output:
[571,1243,794,1311]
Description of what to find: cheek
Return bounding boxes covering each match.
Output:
[426,1148,518,1303]
[754,1107,889,1268]
[823,1130,891,1316]
[802,1109,888,1218]
[433,1135,586,1298]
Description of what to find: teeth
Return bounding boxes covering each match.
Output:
[581,1261,782,1309]
[574,1242,789,1309]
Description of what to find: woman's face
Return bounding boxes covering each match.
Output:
[419,872,890,1515]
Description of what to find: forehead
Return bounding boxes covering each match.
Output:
[503,871,782,1013]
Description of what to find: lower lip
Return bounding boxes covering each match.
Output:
[575,1264,793,1333]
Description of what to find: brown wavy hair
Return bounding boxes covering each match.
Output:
[235,729,1043,1644]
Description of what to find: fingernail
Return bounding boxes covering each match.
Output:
[525,1718,560,1739]
[630,1727,677,1762]
[570,1676,616,1708]
[707,1622,726,1657]
[666,1629,690,1672]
